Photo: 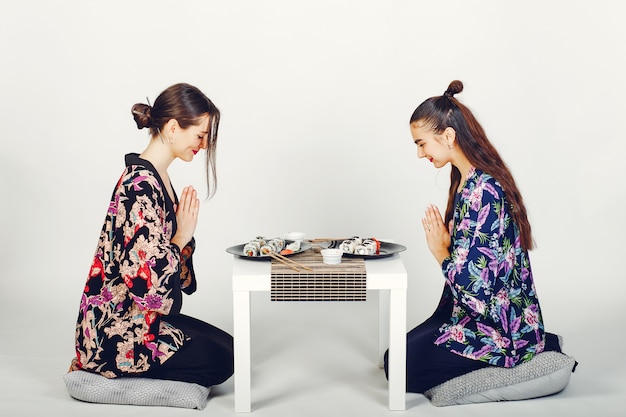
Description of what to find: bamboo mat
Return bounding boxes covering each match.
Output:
[271,250,366,301]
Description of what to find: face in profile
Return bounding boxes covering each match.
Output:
[410,122,453,169]
[170,114,211,162]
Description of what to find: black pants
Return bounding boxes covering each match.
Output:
[141,314,234,387]
[384,307,562,394]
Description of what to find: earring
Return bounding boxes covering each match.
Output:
[169,136,175,144]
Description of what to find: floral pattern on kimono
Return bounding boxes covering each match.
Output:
[72,154,197,378]
[435,167,545,368]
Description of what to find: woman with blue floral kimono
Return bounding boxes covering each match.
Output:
[69,83,233,389]
[386,80,562,393]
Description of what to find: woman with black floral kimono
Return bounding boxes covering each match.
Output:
[70,83,233,388]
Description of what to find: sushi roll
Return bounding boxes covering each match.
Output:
[244,236,286,256]
[354,244,370,255]
[353,238,380,255]
[265,238,282,253]
[243,241,260,256]
[271,238,285,252]
[340,240,355,253]
[340,237,362,254]
[253,236,267,246]
[362,239,379,255]
[259,244,273,255]
[370,238,381,254]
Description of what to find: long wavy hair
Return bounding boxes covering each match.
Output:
[131,83,221,199]
[410,80,534,250]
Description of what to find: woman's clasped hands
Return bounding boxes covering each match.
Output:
[172,186,200,249]
[422,204,451,265]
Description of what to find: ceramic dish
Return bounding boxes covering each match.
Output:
[226,240,312,259]
[327,240,407,258]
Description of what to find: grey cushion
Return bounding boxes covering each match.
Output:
[424,351,576,407]
[63,370,211,410]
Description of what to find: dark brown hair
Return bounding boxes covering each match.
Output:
[410,80,534,250]
[131,83,221,198]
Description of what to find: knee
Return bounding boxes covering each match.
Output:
[382,349,389,378]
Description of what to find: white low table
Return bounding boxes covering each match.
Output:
[231,253,407,412]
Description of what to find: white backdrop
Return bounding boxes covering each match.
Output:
[1,0,624,396]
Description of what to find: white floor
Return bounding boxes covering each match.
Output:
[1,295,623,417]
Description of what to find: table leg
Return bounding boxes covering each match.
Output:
[378,289,390,368]
[233,290,251,413]
[387,288,407,410]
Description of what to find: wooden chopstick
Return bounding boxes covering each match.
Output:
[268,252,300,271]
[307,238,346,243]
[273,252,313,271]
[269,251,313,271]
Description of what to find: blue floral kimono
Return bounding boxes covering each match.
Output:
[434,167,545,368]
[71,154,196,378]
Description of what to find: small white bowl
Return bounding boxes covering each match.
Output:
[284,232,306,243]
[320,248,343,265]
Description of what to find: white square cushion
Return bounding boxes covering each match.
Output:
[424,351,576,407]
[63,370,211,410]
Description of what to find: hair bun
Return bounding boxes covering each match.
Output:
[444,80,464,98]
[131,103,152,129]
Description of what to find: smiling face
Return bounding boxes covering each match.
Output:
[410,121,453,168]
[170,113,211,162]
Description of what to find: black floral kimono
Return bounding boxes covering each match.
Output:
[71,153,196,378]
